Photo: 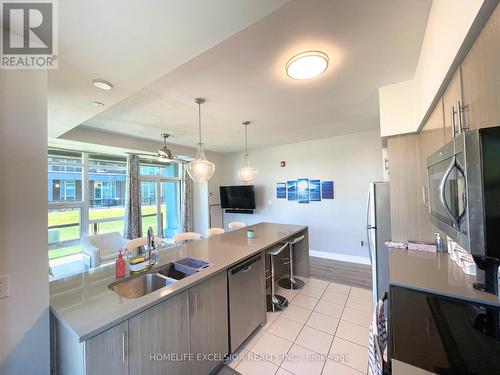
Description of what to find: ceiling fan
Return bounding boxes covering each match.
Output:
[130,133,193,163]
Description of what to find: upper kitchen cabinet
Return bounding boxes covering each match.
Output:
[420,98,445,154]
[442,69,462,142]
[461,4,500,130]
[387,134,421,243]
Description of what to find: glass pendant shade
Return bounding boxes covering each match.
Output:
[187,97,215,182]
[187,143,215,182]
[238,121,257,184]
[239,160,257,184]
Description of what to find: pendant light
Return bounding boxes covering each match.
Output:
[238,121,257,184]
[186,98,215,182]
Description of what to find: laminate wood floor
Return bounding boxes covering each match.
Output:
[309,257,372,289]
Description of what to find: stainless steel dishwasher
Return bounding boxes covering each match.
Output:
[227,253,266,352]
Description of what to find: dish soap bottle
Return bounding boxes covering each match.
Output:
[435,233,445,253]
[116,250,126,278]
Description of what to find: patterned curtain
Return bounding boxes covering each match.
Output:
[181,165,194,232]
[123,154,142,239]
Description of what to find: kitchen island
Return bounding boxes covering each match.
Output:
[50,222,309,375]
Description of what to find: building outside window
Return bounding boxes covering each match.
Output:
[48,150,182,260]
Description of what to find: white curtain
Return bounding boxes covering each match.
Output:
[181,165,194,232]
[123,155,142,239]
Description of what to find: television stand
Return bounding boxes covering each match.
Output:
[224,209,254,214]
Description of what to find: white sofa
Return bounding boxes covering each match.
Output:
[81,232,127,268]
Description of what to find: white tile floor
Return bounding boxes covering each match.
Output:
[225,278,372,375]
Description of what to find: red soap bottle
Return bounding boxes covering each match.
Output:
[115,251,126,278]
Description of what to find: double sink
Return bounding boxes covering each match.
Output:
[108,258,209,299]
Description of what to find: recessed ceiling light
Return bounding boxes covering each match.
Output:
[286,51,329,80]
[92,101,105,107]
[92,79,114,90]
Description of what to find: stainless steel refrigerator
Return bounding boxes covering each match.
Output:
[366,182,391,307]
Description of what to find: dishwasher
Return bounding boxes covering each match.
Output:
[227,253,266,352]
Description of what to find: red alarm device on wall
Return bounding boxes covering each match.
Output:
[280,160,286,168]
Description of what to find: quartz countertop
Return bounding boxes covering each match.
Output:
[389,248,500,307]
[50,222,307,342]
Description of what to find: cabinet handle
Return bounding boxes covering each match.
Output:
[190,292,198,316]
[194,292,198,315]
[121,332,127,363]
[451,106,457,138]
[458,100,469,133]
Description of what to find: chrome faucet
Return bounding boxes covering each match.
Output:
[146,226,155,260]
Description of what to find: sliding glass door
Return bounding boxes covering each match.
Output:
[140,181,158,235]
[160,181,180,238]
[139,161,181,239]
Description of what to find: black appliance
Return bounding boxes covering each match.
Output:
[220,185,256,213]
[427,126,500,294]
[390,286,500,374]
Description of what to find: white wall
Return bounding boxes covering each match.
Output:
[379,0,484,136]
[0,71,49,374]
[221,130,382,262]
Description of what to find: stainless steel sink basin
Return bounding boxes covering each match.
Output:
[108,258,210,299]
[109,273,174,299]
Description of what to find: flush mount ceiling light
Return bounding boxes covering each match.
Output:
[186,98,215,182]
[238,121,257,184]
[92,101,105,107]
[286,51,329,80]
[92,79,114,90]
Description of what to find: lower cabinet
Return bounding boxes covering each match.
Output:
[128,290,190,375]
[52,271,229,375]
[189,271,229,375]
[85,321,130,375]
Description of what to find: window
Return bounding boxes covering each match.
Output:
[48,207,82,259]
[48,150,182,260]
[139,160,181,238]
[88,155,126,236]
[48,150,84,260]
[61,180,76,200]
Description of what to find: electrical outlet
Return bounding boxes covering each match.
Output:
[0,275,10,299]
[361,240,365,246]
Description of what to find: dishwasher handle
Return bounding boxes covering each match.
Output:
[230,254,262,276]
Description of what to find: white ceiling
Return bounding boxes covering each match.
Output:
[48,0,289,138]
[55,0,432,153]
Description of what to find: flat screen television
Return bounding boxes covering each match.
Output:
[220,185,256,209]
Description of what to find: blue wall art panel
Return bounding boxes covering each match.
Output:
[276,182,286,199]
[287,180,297,201]
[321,181,334,199]
[298,178,309,204]
[309,179,321,201]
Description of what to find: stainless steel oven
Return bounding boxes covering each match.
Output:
[427,126,500,294]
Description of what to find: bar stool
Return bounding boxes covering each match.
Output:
[228,221,247,230]
[278,235,306,290]
[207,227,225,237]
[173,232,201,244]
[266,242,290,312]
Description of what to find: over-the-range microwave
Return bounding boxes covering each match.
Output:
[427,126,500,293]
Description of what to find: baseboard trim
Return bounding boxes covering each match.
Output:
[309,250,371,266]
